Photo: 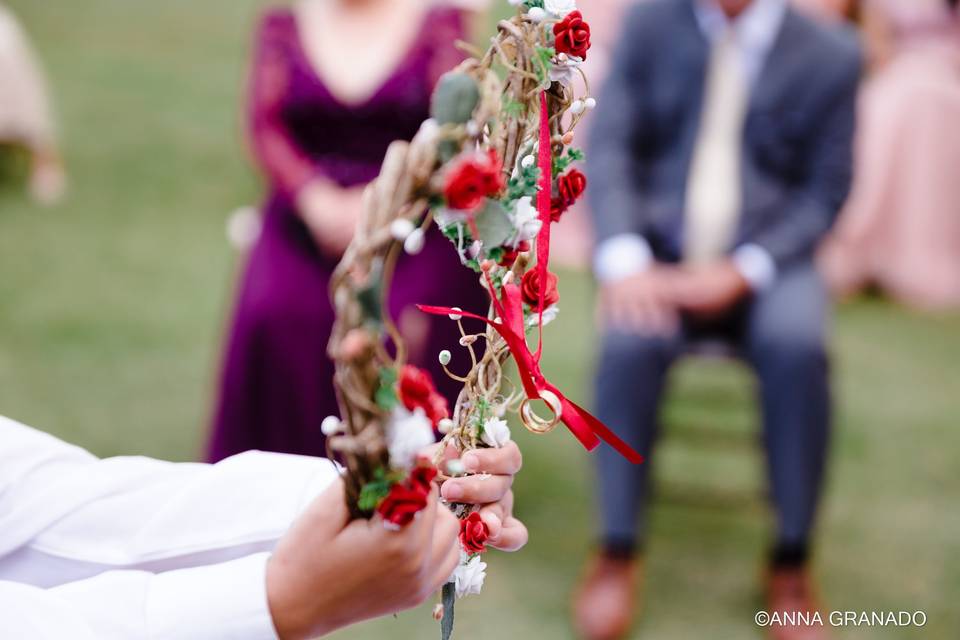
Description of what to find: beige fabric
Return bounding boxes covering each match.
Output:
[0,4,55,148]
[684,30,748,263]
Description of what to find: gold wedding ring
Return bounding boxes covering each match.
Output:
[519,389,563,434]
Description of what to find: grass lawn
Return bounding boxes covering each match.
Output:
[1,1,958,638]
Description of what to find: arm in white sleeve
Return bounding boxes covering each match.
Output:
[593,233,653,283]
[0,415,342,638]
[732,243,777,291]
[1,554,277,640]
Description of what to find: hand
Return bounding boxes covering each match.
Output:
[266,478,459,640]
[672,260,752,318]
[597,266,681,336]
[296,180,366,256]
[430,441,529,552]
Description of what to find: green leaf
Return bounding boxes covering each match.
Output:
[357,478,391,512]
[473,199,513,248]
[431,72,480,125]
[357,260,385,322]
[357,467,406,512]
[375,367,399,412]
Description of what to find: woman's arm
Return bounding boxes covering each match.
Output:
[248,10,322,200]
[248,10,365,255]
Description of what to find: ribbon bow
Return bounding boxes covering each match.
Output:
[418,92,642,465]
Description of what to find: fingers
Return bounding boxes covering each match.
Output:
[426,508,461,591]
[460,442,522,475]
[477,492,527,552]
[413,484,440,550]
[489,516,529,552]
[441,472,513,505]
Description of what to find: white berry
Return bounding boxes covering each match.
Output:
[321,415,342,436]
[403,228,425,254]
[390,218,415,240]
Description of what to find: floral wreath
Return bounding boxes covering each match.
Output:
[321,1,642,636]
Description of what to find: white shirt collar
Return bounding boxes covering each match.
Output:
[694,0,788,82]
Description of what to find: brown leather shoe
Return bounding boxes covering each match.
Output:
[764,566,829,640]
[572,554,640,640]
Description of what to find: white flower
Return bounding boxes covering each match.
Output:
[527,7,547,22]
[548,56,582,88]
[450,554,487,598]
[526,303,559,328]
[508,196,542,245]
[545,0,577,16]
[385,407,435,470]
[508,0,524,5]
[481,417,511,448]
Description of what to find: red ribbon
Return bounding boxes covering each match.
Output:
[416,92,642,465]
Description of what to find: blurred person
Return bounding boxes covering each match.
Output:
[790,0,856,22]
[207,0,489,462]
[547,0,638,268]
[819,0,960,309]
[0,414,527,639]
[0,3,66,205]
[575,1,861,639]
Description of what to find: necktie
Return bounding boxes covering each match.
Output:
[684,30,748,263]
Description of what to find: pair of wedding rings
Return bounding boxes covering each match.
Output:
[519,389,563,434]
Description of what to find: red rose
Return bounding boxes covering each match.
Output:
[498,240,531,266]
[520,268,560,310]
[558,169,587,206]
[398,365,449,425]
[443,150,505,211]
[376,482,429,527]
[459,511,490,554]
[553,11,592,61]
[550,196,567,223]
[408,465,438,495]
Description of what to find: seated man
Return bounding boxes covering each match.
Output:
[575,1,860,639]
[0,415,526,639]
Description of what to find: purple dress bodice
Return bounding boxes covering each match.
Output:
[207,6,485,461]
[249,6,465,194]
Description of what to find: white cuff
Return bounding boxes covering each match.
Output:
[732,244,777,291]
[148,552,279,640]
[593,234,653,283]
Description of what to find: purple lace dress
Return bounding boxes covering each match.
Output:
[207,6,485,461]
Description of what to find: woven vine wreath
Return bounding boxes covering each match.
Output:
[321,1,642,636]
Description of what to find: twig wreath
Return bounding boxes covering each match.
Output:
[321,1,642,635]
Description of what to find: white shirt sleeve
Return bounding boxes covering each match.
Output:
[732,243,777,291]
[594,234,777,291]
[0,415,342,639]
[593,233,653,283]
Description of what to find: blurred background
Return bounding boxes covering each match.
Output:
[0,0,958,638]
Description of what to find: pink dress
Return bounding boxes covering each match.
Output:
[819,3,960,309]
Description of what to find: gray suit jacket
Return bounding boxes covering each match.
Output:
[587,0,862,269]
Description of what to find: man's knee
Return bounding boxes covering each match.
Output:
[749,324,828,377]
[599,330,676,372]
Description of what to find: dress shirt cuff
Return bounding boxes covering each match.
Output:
[593,234,653,283]
[732,243,777,291]
[148,552,278,640]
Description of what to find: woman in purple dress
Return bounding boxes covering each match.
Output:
[207,0,488,461]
